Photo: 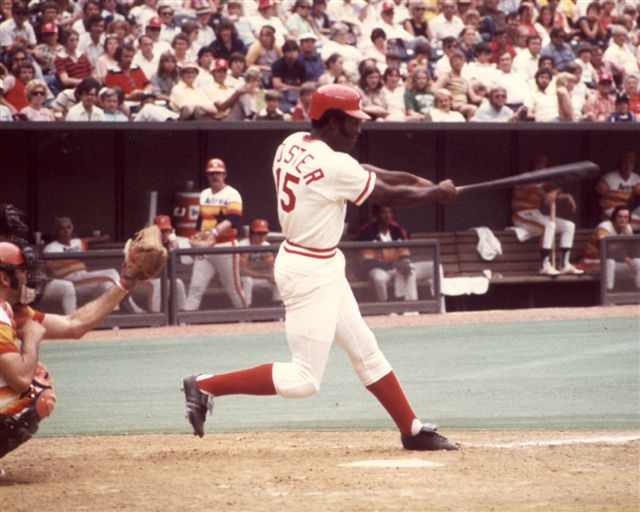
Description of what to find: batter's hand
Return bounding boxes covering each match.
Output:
[436,180,458,204]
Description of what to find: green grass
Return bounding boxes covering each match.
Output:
[38,316,640,436]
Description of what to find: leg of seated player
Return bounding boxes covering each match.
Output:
[40,278,77,314]
[240,276,254,306]
[368,267,391,301]
[184,256,215,310]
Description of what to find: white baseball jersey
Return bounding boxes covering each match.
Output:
[272,131,376,256]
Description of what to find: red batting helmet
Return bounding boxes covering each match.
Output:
[206,158,226,173]
[308,84,371,121]
[250,219,269,233]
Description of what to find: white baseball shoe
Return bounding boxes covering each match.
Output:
[539,262,560,276]
[560,264,585,275]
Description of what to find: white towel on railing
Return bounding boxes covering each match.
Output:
[472,227,503,261]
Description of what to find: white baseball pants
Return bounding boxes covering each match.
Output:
[63,268,119,304]
[39,278,77,314]
[240,276,281,306]
[185,241,247,310]
[272,247,392,399]
[605,258,640,290]
[368,261,435,301]
[513,209,576,249]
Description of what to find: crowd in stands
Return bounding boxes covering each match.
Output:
[0,0,638,122]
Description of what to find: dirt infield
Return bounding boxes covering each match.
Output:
[2,305,639,511]
[2,431,639,511]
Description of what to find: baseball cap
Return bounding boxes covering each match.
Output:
[298,32,317,43]
[180,61,199,72]
[258,0,273,9]
[213,58,228,71]
[146,17,162,28]
[598,72,613,83]
[206,158,226,173]
[41,22,57,34]
[250,219,269,234]
[195,5,212,14]
[154,215,173,230]
[381,1,394,12]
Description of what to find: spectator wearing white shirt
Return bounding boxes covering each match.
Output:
[78,15,105,67]
[195,5,216,47]
[65,77,106,121]
[523,68,558,122]
[145,17,172,55]
[71,1,100,36]
[0,3,36,51]
[472,85,520,121]
[603,25,640,78]
[320,22,363,79]
[381,65,406,121]
[513,34,542,86]
[494,51,529,110]
[427,88,466,122]
[372,1,414,45]
[575,44,598,88]
[462,42,499,87]
[133,34,159,79]
[157,5,180,44]
[430,0,464,46]
[129,0,159,30]
[249,0,289,48]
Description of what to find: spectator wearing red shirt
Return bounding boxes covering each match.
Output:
[623,75,640,117]
[3,60,35,112]
[54,30,95,89]
[489,29,516,64]
[104,43,151,101]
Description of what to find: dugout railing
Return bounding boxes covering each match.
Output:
[599,235,640,306]
[169,239,443,325]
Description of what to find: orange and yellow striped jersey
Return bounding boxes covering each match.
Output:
[511,181,557,213]
[596,171,640,212]
[198,185,243,243]
[42,238,89,278]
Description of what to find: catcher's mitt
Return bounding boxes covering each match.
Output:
[121,225,168,281]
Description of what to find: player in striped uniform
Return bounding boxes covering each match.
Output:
[595,150,640,231]
[184,158,247,310]
[183,84,459,451]
[511,155,584,276]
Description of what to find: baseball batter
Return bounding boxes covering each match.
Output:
[184,158,247,311]
[183,84,459,451]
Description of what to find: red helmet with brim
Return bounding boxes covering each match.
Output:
[309,84,371,121]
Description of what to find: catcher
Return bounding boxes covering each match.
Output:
[0,212,166,466]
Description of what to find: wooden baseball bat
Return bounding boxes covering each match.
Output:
[456,161,600,193]
[550,200,557,268]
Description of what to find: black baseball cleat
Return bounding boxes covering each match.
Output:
[181,374,213,438]
[401,426,459,451]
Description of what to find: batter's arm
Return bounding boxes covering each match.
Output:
[362,164,434,187]
[367,173,457,208]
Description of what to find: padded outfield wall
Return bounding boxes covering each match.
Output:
[2,123,638,242]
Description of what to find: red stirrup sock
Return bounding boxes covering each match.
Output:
[196,363,277,397]
[366,371,417,436]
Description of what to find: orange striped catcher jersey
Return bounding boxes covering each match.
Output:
[42,238,89,277]
[273,131,376,250]
[0,301,44,415]
[198,185,243,243]
[597,171,640,211]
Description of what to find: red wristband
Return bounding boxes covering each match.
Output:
[117,277,135,292]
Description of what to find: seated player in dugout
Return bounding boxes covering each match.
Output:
[0,205,150,464]
[238,219,281,307]
[359,205,435,301]
[184,158,248,310]
[511,154,585,277]
[579,205,640,291]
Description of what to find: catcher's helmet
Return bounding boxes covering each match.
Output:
[308,84,371,121]
[0,242,25,267]
[250,219,269,233]
[206,158,226,173]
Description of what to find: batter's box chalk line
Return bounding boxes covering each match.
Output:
[467,434,640,449]
[340,459,444,469]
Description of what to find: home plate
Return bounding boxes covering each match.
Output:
[340,459,443,469]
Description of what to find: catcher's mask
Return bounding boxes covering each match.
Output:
[0,242,38,304]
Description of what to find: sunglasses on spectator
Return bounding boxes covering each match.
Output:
[160,10,173,15]
[32,90,46,96]
[492,94,507,98]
